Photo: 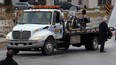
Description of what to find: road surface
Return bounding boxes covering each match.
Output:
[0,36,116,65]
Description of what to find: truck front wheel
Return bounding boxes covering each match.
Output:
[42,37,54,55]
[7,49,19,55]
[13,50,19,55]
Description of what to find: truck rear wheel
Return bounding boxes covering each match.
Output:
[85,36,99,50]
[42,37,54,55]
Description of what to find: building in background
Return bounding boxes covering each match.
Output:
[0,0,116,8]
[0,0,4,4]
[11,0,46,5]
[51,0,116,8]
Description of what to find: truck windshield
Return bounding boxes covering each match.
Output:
[19,11,52,24]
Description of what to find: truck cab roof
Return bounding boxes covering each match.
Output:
[24,9,62,12]
[23,5,62,12]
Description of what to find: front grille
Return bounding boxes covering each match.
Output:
[12,31,31,40]
[12,31,20,39]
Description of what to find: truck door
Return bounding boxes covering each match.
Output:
[52,11,63,39]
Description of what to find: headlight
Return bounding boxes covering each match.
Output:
[6,36,10,40]
[6,36,12,40]
[31,36,44,40]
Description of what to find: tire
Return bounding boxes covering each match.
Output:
[42,37,54,55]
[7,49,19,55]
[92,37,99,50]
[85,36,99,50]
[13,50,19,55]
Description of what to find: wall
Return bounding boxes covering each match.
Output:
[88,0,98,8]
[71,0,79,6]
[82,0,88,8]
[112,0,116,6]
[0,0,3,4]
[0,20,14,34]
[46,0,51,5]
[11,0,19,6]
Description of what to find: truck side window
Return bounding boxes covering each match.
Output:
[53,11,60,25]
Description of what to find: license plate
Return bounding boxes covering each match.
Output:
[18,44,24,46]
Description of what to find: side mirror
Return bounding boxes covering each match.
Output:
[109,27,115,31]
[13,19,18,25]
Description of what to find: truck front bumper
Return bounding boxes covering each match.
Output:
[7,40,45,50]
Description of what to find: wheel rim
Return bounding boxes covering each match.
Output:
[93,37,98,49]
[46,42,53,52]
